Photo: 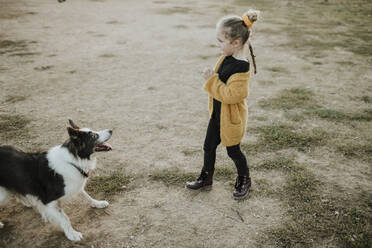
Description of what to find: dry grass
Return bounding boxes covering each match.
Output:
[4,95,27,104]
[279,0,372,57]
[149,169,196,186]
[259,88,318,110]
[85,172,132,199]
[252,157,299,172]
[243,123,328,153]
[265,168,372,248]
[0,114,31,141]
[314,108,372,122]
[149,167,236,187]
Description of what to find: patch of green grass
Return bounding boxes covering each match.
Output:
[314,108,348,120]
[214,167,235,180]
[284,112,306,122]
[254,157,300,172]
[251,178,277,197]
[266,169,372,248]
[150,167,236,187]
[337,143,372,161]
[272,0,372,57]
[337,61,356,66]
[314,108,372,122]
[0,114,30,140]
[85,172,131,197]
[259,88,318,110]
[243,123,327,153]
[149,169,196,186]
[252,116,268,121]
[349,109,372,121]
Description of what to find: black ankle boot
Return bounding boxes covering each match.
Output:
[233,175,251,199]
[186,171,213,190]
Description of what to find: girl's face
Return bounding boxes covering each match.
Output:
[216,28,240,56]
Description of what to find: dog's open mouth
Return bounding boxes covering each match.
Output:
[95,142,112,152]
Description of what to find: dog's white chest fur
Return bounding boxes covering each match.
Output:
[47,146,96,198]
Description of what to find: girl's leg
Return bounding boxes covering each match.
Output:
[226,144,249,177]
[202,118,221,173]
[226,144,251,199]
[186,118,220,190]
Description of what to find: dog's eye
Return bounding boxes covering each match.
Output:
[88,131,96,137]
[89,132,98,139]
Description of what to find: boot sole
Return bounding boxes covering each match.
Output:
[233,191,249,200]
[185,184,212,191]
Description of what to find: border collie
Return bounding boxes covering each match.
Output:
[0,120,112,241]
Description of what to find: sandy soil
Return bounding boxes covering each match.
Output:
[0,0,371,247]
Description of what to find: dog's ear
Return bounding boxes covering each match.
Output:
[67,127,81,140]
[68,119,80,129]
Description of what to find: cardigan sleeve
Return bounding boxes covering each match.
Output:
[204,73,249,104]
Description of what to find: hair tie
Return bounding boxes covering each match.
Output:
[242,14,252,28]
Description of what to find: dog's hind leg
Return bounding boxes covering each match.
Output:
[33,199,83,241]
[82,190,109,208]
[0,186,11,228]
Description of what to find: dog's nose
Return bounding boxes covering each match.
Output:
[109,130,113,135]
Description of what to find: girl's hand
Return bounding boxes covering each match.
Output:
[202,68,215,80]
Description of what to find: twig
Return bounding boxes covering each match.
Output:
[249,44,257,74]
[231,208,245,223]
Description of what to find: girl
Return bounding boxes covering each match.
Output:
[186,10,259,200]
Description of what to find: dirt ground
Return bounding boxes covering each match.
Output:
[0,0,371,247]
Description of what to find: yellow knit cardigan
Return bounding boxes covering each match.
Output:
[204,55,250,146]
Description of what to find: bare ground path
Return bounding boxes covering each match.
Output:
[0,0,371,247]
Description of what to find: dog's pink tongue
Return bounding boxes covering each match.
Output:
[96,142,112,152]
[102,142,112,150]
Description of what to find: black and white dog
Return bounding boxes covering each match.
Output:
[0,120,112,241]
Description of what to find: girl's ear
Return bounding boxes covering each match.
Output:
[234,39,243,48]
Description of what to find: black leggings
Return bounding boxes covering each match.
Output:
[202,118,249,177]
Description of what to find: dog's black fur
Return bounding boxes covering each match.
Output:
[0,146,65,205]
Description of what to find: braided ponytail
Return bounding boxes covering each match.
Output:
[242,10,259,74]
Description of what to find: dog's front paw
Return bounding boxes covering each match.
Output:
[0,222,4,229]
[66,229,83,241]
[91,200,109,209]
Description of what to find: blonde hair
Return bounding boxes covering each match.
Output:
[217,9,260,73]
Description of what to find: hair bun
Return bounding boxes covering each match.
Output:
[242,9,260,28]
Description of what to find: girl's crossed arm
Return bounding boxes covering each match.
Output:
[204,73,249,104]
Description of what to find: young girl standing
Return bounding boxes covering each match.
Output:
[186,10,259,200]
